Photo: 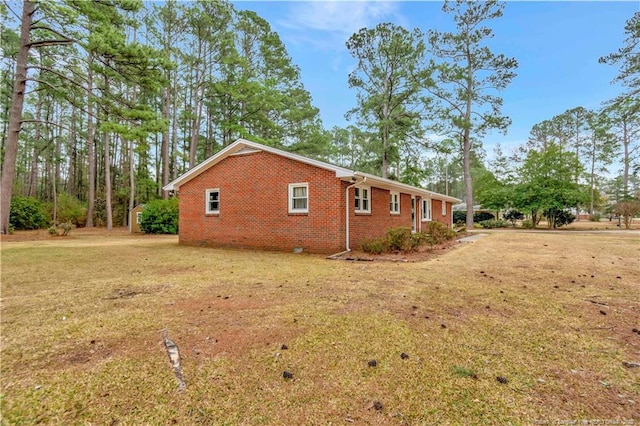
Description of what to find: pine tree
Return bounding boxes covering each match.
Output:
[346,23,428,179]
[426,0,517,230]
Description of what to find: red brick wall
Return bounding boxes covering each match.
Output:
[177,150,454,253]
[348,187,415,250]
[417,199,452,230]
[178,151,345,253]
[431,199,451,227]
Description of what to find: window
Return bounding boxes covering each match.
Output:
[136,211,142,224]
[390,191,400,214]
[354,186,370,213]
[422,198,432,221]
[441,200,447,216]
[206,188,220,214]
[288,183,308,213]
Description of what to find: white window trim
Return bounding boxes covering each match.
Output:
[205,188,220,214]
[422,198,432,221]
[390,191,400,214]
[441,200,447,216]
[288,183,309,214]
[354,186,371,213]
[136,211,142,224]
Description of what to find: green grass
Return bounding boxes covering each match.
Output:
[1,230,639,424]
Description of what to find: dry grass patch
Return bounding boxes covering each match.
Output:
[1,230,639,424]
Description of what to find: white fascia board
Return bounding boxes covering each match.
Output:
[352,171,461,203]
[247,140,354,177]
[163,140,247,191]
[163,138,356,191]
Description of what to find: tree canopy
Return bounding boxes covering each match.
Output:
[0,2,636,232]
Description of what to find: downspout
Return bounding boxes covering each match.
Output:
[345,176,367,251]
[418,196,422,233]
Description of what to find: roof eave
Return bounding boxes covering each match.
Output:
[351,172,461,203]
[162,138,460,204]
[164,138,355,191]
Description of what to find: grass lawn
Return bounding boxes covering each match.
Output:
[1,228,639,424]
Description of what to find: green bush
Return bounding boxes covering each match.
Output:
[386,226,412,252]
[589,214,601,222]
[544,209,575,228]
[60,221,74,236]
[139,198,179,234]
[453,210,466,224]
[409,232,428,250]
[453,211,496,223]
[555,210,576,228]
[473,212,495,222]
[10,196,49,230]
[360,224,456,255]
[479,219,506,229]
[423,221,456,244]
[521,220,534,229]
[54,193,87,226]
[360,237,388,255]
[503,210,524,227]
[48,221,74,237]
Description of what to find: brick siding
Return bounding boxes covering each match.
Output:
[178,150,453,254]
[430,199,451,228]
[179,151,345,253]
[349,188,414,249]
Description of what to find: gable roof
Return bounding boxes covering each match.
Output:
[163,138,460,203]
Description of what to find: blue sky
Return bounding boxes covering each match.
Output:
[233,1,638,157]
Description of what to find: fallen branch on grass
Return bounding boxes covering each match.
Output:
[162,329,186,391]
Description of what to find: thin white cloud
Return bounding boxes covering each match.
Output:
[281,1,399,34]
[276,1,405,51]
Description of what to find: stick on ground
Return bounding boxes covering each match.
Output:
[162,329,186,391]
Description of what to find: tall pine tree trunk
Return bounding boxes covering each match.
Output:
[104,128,113,230]
[589,142,596,215]
[104,77,113,230]
[28,98,43,197]
[53,105,61,220]
[622,119,630,199]
[171,70,179,181]
[67,106,77,196]
[0,0,33,234]
[464,55,474,231]
[128,137,135,227]
[86,59,96,227]
[381,83,390,179]
[162,87,170,198]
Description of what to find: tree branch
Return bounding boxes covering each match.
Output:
[24,79,99,120]
[29,39,75,49]
[1,0,21,20]
[426,86,465,116]
[27,65,89,94]
[20,119,72,132]
[30,25,76,43]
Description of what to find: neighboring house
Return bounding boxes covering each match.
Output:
[452,203,482,212]
[129,204,145,233]
[163,139,461,254]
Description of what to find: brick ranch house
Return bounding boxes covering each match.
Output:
[164,139,460,254]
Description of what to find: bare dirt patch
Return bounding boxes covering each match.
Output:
[166,293,304,359]
[104,283,173,300]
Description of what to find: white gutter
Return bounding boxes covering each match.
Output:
[345,176,367,251]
